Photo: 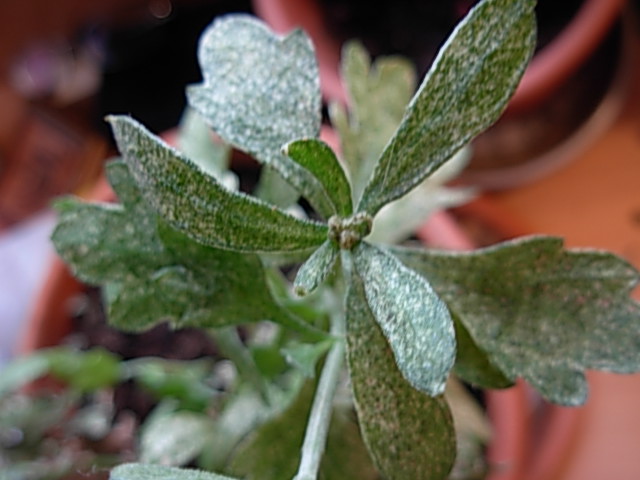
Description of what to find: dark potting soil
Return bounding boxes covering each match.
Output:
[65,287,219,419]
[317,0,584,77]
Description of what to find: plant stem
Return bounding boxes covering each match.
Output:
[293,313,346,480]
[209,327,272,404]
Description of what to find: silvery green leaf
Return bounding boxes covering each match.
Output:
[357,0,536,215]
[346,267,456,480]
[110,464,239,480]
[140,410,214,466]
[177,107,232,184]
[392,237,640,406]
[108,115,327,253]
[187,15,332,217]
[284,139,353,217]
[330,41,416,203]
[293,240,339,296]
[52,161,170,284]
[254,166,300,209]
[352,242,455,395]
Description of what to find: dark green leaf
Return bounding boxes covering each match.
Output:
[392,237,640,406]
[106,222,317,335]
[330,41,416,203]
[357,0,536,215]
[293,240,339,296]
[187,15,333,217]
[346,266,456,480]
[352,242,455,395]
[452,314,512,389]
[284,139,353,217]
[228,381,314,480]
[110,464,239,480]
[52,161,170,284]
[108,115,327,253]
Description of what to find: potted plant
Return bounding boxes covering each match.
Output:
[6,1,640,479]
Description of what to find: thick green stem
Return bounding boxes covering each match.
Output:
[293,314,346,480]
[209,327,271,404]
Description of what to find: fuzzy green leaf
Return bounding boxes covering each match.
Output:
[110,464,239,480]
[293,240,339,296]
[352,243,455,396]
[357,0,536,215]
[284,138,353,217]
[187,15,333,217]
[346,265,456,480]
[392,237,640,406]
[331,41,416,203]
[108,115,327,253]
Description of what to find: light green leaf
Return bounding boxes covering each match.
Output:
[284,139,353,217]
[392,237,640,406]
[110,464,239,480]
[108,115,327,253]
[140,410,214,466]
[331,41,416,203]
[281,340,334,378]
[352,243,455,395]
[47,347,122,393]
[177,107,232,185]
[357,0,536,215]
[346,266,456,480]
[187,15,333,217]
[201,388,268,471]
[293,240,339,296]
